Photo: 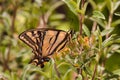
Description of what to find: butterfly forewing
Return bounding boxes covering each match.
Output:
[42,30,69,56]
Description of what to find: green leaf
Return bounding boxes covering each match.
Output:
[112,19,120,27]
[116,50,120,54]
[90,17,106,28]
[50,14,65,20]
[82,24,90,37]
[62,12,79,31]
[113,69,120,76]
[101,28,113,36]
[105,53,120,72]
[97,27,102,50]
[113,1,120,11]
[62,0,78,15]
[57,62,71,69]
[77,0,81,9]
[92,10,105,20]
[102,35,120,48]
[102,34,116,48]
[88,0,97,9]
[76,74,82,80]
[84,66,92,76]
[106,0,112,12]
[63,69,72,80]
[114,12,120,16]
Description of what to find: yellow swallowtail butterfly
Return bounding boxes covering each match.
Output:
[19,28,72,68]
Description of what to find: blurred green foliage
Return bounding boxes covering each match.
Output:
[0,0,120,80]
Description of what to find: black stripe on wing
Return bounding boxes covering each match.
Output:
[19,30,44,56]
[36,31,46,56]
[19,32,38,51]
[47,31,69,55]
[47,31,60,54]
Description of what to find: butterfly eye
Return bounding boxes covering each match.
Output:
[43,57,50,62]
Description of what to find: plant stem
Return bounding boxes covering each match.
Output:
[79,0,85,35]
[11,4,18,33]
[92,63,98,80]
[38,15,47,28]
[79,15,83,35]
[106,12,113,38]
[54,63,61,78]
[81,0,85,8]
[3,44,11,72]
[92,21,97,33]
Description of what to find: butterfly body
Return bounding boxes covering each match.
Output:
[19,28,72,68]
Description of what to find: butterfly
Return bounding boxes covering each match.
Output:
[19,28,72,68]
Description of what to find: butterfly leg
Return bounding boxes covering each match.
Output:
[40,63,44,68]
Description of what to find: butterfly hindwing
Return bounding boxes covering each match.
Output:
[19,29,44,56]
